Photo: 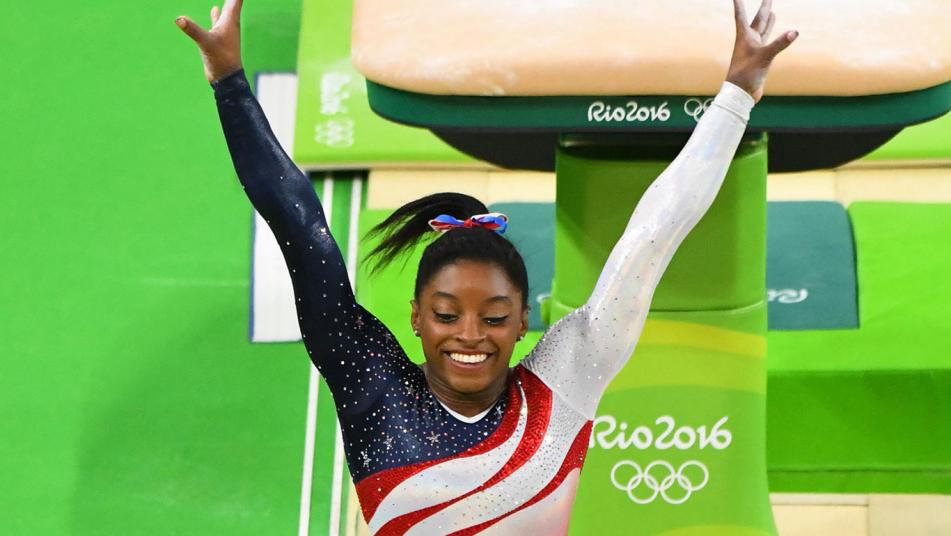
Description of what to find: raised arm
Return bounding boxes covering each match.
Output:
[176,1,414,409]
[522,0,797,419]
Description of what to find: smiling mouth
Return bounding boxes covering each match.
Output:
[446,352,490,364]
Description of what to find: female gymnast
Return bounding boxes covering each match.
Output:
[177,1,796,533]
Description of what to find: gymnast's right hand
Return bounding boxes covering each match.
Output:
[175,0,244,83]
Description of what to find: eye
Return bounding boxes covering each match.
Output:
[484,316,509,326]
[434,312,457,323]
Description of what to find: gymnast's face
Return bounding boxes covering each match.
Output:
[412,260,528,404]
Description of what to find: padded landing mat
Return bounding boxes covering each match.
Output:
[766,201,858,330]
[487,202,555,330]
[767,202,951,493]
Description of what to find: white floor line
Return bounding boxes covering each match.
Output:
[330,177,363,536]
[329,424,345,536]
[299,175,335,536]
[347,178,363,279]
[298,367,320,536]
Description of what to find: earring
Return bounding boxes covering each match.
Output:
[517,335,523,341]
[414,329,420,337]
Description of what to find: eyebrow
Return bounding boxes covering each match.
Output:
[432,291,512,304]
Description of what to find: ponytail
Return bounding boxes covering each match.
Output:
[363,192,530,307]
[363,192,487,274]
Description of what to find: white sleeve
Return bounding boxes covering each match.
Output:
[522,82,755,419]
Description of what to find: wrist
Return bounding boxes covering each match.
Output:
[713,81,756,122]
[725,73,756,98]
[210,63,244,84]
[210,68,249,97]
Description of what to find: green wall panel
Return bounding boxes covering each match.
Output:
[293,0,474,167]
[0,1,308,533]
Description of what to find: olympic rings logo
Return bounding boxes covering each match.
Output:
[684,98,714,123]
[610,460,709,505]
[314,119,355,148]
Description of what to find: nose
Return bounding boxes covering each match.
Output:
[455,314,485,346]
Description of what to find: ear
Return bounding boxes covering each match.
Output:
[410,299,420,333]
[519,305,529,340]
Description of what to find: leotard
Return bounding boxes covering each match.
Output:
[213,69,754,535]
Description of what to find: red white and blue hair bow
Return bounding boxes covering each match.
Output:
[428,212,509,234]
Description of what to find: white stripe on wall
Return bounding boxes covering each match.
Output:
[329,177,363,536]
[251,72,304,343]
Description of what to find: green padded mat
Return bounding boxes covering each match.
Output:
[767,202,951,493]
[552,139,767,314]
[766,201,858,330]
[487,202,554,330]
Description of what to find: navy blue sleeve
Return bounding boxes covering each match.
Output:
[211,69,417,416]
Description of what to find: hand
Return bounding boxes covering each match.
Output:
[176,0,244,83]
[726,0,798,102]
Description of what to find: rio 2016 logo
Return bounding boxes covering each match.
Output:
[767,288,809,304]
[583,96,725,124]
[592,415,731,505]
[315,71,355,148]
[587,101,671,123]
[590,415,731,451]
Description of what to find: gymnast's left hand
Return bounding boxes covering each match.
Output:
[726,0,798,102]
[175,0,244,83]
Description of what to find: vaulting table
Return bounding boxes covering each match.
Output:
[351,1,951,534]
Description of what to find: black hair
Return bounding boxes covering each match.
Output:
[363,192,530,308]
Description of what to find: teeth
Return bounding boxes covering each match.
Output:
[448,352,488,364]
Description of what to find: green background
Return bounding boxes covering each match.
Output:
[0,0,307,533]
[2,0,949,533]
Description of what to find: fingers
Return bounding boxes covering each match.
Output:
[220,0,244,25]
[763,12,776,40]
[764,30,799,59]
[732,0,748,27]
[175,16,208,44]
[751,0,772,34]
[211,5,221,26]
